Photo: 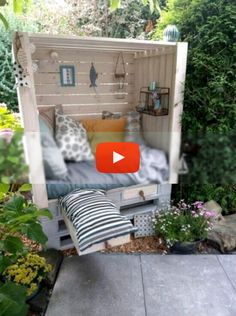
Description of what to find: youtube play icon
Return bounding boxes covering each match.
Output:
[96,142,140,173]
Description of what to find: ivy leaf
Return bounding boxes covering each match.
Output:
[4,195,25,213]
[3,236,24,254]
[24,222,48,244]
[18,183,32,192]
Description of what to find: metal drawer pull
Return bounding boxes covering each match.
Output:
[139,190,146,201]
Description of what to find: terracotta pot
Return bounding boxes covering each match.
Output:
[170,240,202,254]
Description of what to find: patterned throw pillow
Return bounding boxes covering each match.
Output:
[55,109,94,162]
[39,117,68,180]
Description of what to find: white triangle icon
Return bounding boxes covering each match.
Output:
[113,151,125,164]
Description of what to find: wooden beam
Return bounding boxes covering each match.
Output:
[13,32,48,208]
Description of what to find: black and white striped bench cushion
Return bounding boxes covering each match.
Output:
[60,189,137,252]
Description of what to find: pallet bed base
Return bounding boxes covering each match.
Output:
[62,209,131,256]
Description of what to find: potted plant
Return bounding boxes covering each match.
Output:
[153,200,216,254]
[3,253,52,300]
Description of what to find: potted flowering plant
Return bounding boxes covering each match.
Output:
[153,201,216,254]
[3,253,52,300]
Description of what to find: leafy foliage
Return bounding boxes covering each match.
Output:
[0,281,28,316]
[0,184,52,316]
[0,104,21,130]
[0,184,52,274]
[0,7,38,112]
[110,0,160,13]
[172,184,236,215]
[153,0,236,207]
[0,130,28,184]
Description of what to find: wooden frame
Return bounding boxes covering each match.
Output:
[13,32,188,209]
[59,65,76,87]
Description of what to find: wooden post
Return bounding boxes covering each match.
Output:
[12,32,48,208]
[168,42,188,183]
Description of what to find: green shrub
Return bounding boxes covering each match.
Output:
[172,184,236,215]
[153,0,236,208]
[0,8,38,112]
[0,183,52,316]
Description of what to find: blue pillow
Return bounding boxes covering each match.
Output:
[39,117,68,180]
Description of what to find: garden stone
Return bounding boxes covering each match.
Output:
[207,214,236,253]
[40,248,64,288]
[203,200,224,221]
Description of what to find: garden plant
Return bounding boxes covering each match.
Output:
[153,200,215,248]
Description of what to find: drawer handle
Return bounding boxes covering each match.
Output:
[139,190,146,201]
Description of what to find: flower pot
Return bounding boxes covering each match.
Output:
[26,284,41,302]
[170,241,201,254]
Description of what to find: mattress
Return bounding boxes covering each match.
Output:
[46,145,169,199]
[46,160,137,199]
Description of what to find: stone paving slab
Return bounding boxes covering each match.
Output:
[46,254,145,316]
[141,255,236,316]
[46,254,236,316]
[217,255,236,290]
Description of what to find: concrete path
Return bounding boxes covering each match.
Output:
[46,254,236,316]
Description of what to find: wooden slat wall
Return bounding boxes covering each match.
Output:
[32,49,135,119]
[135,52,176,153]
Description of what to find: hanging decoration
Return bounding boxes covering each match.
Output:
[13,33,30,87]
[114,52,126,99]
[178,153,189,175]
[16,48,29,76]
[163,25,180,42]
[13,61,29,87]
[32,62,38,73]
[89,62,98,88]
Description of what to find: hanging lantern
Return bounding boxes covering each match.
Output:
[114,52,126,99]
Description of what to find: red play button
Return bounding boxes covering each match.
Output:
[96,142,140,173]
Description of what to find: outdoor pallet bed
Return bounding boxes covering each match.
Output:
[13,32,188,253]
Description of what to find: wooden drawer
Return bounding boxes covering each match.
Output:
[122,184,158,201]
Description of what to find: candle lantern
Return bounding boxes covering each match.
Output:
[136,86,170,116]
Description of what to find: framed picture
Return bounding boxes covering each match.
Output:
[60,65,75,87]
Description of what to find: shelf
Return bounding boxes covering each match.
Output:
[136,107,169,116]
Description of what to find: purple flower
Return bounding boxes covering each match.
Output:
[193,201,204,209]
[204,211,216,218]
[0,128,14,143]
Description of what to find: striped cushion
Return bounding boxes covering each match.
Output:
[60,189,137,252]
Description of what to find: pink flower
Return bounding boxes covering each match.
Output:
[204,211,216,218]
[0,128,14,143]
[193,201,204,209]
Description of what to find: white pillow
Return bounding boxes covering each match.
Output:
[55,109,94,162]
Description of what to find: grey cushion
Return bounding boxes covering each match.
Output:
[124,111,145,144]
[55,109,94,162]
[39,117,68,180]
